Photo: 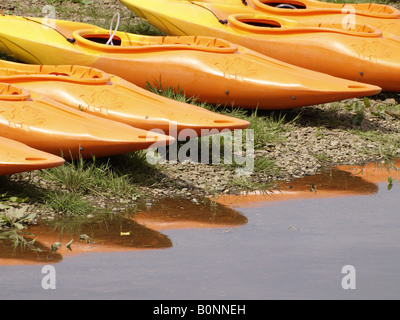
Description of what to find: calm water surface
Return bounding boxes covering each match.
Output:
[1,162,399,299]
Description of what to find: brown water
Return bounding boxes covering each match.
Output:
[0,161,399,299]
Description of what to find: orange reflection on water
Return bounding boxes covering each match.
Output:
[0,218,172,266]
[1,160,398,266]
[215,160,400,208]
[0,198,247,266]
[133,197,248,230]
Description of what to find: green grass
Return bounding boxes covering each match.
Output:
[147,82,298,176]
[312,151,332,163]
[36,0,165,35]
[44,191,95,216]
[342,97,400,161]
[36,152,165,216]
[253,156,281,175]
[0,173,98,218]
[146,81,202,105]
[104,151,166,186]
[122,17,166,36]
[245,111,301,149]
[39,156,138,196]
[146,84,297,192]
[0,151,161,219]
[146,82,301,140]
[352,130,400,161]
[225,175,274,194]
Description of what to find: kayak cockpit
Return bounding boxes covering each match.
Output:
[72,29,238,53]
[228,14,382,37]
[259,1,307,10]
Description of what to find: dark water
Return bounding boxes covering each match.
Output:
[0,163,399,300]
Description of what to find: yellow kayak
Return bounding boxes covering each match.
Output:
[119,0,400,92]
[0,136,65,176]
[190,0,400,43]
[0,60,249,135]
[0,83,175,160]
[0,15,381,109]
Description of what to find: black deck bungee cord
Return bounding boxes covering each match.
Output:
[22,16,76,43]
[188,1,228,24]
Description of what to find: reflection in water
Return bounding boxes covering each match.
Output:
[216,160,400,208]
[0,235,63,266]
[0,198,247,266]
[337,160,400,184]
[0,160,398,266]
[1,160,399,299]
[286,168,379,193]
[134,197,248,230]
[0,215,172,266]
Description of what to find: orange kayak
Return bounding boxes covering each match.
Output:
[0,83,174,160]
[245,0,400,18]
[193,0,400,18]
[119,0,400,92]
[0,60,250,135]
[0,15,381,109]
[0,136,65,176]
[192,0,400,43]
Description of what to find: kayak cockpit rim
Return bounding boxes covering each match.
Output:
[72,29,239,53]
[228,14,383,37]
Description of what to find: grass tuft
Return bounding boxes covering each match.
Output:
[44,191,95,216]
[39,155,137,196]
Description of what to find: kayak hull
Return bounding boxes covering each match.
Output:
[0,136,65,176]
[0,83,174,160]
